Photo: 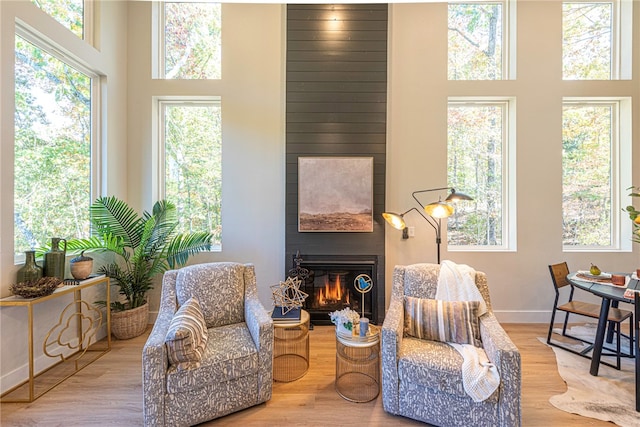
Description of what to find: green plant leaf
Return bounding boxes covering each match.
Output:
[90,196,145,249]
[165,231,213,268]
[64,196,213,311]
[65,234,127,258]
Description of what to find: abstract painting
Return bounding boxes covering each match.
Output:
[298,157,373,232]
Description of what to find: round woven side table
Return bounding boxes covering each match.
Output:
[335,326,380,403]
[273,309,310,382]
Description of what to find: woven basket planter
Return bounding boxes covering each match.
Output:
[111,302,149,340]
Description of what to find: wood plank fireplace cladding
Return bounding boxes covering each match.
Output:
[285,4,388,325]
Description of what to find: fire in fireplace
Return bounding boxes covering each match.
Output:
[289,253,378,325]
[315,271,349,308]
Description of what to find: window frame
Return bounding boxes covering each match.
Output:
[152,1,222,80]
[447,97,517,252]
[562,97,632,252]
[30,0,94,43]
[447,0,515,81]
[561,0,631,80]
[154,96,222,252]
[13,24,102,263]
[84,0,94,45]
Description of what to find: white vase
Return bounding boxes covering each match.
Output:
[336,322,352,336]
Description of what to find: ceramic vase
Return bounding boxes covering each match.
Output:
[70,259,93,280]
[44,237,67,280]
[17,250,43,283]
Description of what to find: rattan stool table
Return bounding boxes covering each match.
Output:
[273,309,310,382]
[335,326,380,403]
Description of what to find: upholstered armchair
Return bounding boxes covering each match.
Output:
[381,263,521,427]
[142,262,273,427]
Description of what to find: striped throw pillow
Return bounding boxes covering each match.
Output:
[165,296,208,370]
[404,296,481,347]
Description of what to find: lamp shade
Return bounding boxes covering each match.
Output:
[444,189,473,202]
[382,212,406,230]
[424,201,454,218]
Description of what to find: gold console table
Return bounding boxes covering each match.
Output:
[0,275,111,402]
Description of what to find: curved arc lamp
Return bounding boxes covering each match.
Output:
[383,187,473,264]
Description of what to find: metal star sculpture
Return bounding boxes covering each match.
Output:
[271,276,308,315]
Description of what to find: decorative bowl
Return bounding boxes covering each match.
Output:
[10,277,62,298]
[70,251,94,280]
[70,259,93,280]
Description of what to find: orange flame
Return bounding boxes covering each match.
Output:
[318,275,343,305]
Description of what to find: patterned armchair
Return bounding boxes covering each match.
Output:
[381,263,521,427]
[142,262,273,427]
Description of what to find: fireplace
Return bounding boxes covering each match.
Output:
[289,253,380,325]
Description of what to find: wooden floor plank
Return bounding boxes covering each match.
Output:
[0,323,612,426]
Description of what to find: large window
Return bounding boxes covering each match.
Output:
[158,2,222,79]
[562,100,627,249]
[447,100,514,249]
[448,1,505,80]
[14,33,95,258]
[159,101,222,247]
[31,0,85,39]
[563,2,614,80]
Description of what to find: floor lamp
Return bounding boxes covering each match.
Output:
[382,187,473,264]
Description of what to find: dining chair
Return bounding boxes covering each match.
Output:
[634,291,639,412]
[547,262,634,370]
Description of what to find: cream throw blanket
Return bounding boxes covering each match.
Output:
[436,260,500,402]
[435,260,487,316]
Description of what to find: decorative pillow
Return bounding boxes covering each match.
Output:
[165,296,208,371]
[404,296,481,347]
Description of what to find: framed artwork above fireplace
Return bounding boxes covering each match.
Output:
[298,156,373,232]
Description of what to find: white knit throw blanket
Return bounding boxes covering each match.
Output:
[435,260,487,316]
[436,260,500,402]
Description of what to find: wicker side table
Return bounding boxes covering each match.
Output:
[273,309,310,382]
[335,326,380,403]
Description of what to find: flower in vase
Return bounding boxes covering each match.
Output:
[329,307,360,331]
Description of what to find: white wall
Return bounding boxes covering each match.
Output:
[0,0,129,393]
[1,3,285,393]
[386,1,640,322]
[126,2,286,317]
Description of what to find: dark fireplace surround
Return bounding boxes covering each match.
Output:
[284,4,388,326]
[288,254,382,325]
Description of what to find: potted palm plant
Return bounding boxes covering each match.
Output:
[626,186,640,244]
[65,196,213,339]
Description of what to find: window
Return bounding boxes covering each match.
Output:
[157,2,222,79]
[563,2,614,80]
[448,1,506,80]
[562,99,630,249]
[159,100,222,247]
[447,99,514,249]
[14,33,95,259]
[31,0,85,39]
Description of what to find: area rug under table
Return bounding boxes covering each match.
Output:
[540,324,638,427]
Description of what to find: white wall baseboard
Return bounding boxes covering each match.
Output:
[0,326,107,395]
[494,310,552,324]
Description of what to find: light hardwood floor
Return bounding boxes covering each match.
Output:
[0,323,612,426]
